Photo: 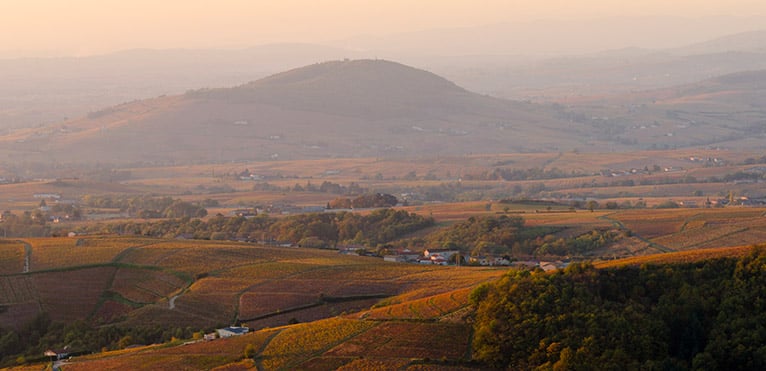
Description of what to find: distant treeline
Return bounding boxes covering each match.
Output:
[82,195,208,219]
[471,246,766,370]
[85,209,433,248]
[327,193,398,209]
[424,215,620,258]
[0,203,83,237]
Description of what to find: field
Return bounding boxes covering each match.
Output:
[3,194,766,369]
[2,147,765,218]
[6,231,763,370]
[0,240,25,275]
[595,245,757,268]
[56,291,480,371]
[0,236,507,333]
[606,208,766,252]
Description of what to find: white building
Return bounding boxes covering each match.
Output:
[216,326,249,338]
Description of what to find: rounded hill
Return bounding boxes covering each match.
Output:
[2,59,591,164]
[188,59,497,119]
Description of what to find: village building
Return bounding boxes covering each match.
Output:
[216,326,249,338]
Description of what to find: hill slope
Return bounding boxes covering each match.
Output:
[562,69,766,150]
[0,60,594,164]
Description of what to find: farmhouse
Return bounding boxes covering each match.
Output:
[383,248,420,263]
[203,332,217,341]
[423,249,459,260]
[44,346,70,360]
[216,326,249,338]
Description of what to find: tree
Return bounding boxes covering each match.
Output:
[118,335,133,349]
[244,343,256,358]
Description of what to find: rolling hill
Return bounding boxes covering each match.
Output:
[0,59,597,165]
[560,69,766,150]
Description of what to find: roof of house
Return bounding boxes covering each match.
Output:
[218,326,249,334]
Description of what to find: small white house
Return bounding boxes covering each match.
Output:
[216,326,249,338]
[203,332,217,341]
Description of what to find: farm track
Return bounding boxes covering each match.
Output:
[80,241,193,319]
[255,329,284,371]
[230,262,385,323]
[679,213,704,232]
[285,321,383,370]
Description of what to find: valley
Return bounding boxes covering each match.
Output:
[1,19,766,369]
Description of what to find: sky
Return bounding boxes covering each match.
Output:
[3,0,766,57]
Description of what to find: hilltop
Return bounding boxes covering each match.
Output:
[0,59,595,165]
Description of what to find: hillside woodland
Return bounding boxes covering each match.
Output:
[471,246,766,370]
[84,208,434,248]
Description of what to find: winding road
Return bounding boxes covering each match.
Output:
[169,294,179,310]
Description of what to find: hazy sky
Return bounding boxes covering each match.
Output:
[3,0,766,57]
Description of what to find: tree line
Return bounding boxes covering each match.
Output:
[83,208,434,249]
[81,195,207,219]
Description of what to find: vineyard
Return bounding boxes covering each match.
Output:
[0,241,25,275]
[595,245,756,268]
[359,287,472,321]
[63,329,278,371]
[323,321,470,360]
[3,206,765,370]
[27,237,128,271]
[259,318,377,370]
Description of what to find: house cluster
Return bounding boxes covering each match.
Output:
[468,255,513,266]
[383,248,459,265]
[383,248,511,266]
[382,248,570,271]
[600,168,650,177]
[688,156,725,166]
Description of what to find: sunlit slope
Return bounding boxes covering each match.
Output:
[0,236,504,331]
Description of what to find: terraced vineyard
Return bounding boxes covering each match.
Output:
[608,208,766,252]
[0,235,506,331]
[56,286,482,371]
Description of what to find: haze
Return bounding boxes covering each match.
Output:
[3,0,766,57]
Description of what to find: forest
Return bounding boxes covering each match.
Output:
[424,215,620,258]
[83,208,434,248]
[471,246,766,370]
